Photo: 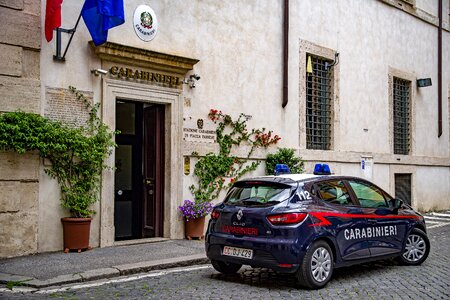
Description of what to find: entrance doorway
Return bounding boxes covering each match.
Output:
[114,100,165,240]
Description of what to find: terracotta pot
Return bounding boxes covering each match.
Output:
[61,217,92,253]
[185,216,206,240]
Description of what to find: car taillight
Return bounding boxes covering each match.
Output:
[267,213,307,225]
[211,210,220,220]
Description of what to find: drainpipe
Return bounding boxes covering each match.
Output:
[282,0,289,108]
[438,0,442,137]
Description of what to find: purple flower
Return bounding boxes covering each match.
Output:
[178,199,213,221]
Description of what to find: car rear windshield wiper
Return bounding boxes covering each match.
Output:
[232,198,283,206]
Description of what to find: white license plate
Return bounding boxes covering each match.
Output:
[222,246,253,259]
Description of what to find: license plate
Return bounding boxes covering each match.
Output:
[222,246,253,259]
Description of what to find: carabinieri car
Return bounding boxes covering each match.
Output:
[205,164,430,289]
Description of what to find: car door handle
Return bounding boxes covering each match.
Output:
[367,219,378,224]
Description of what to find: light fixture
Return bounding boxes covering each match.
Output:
[325,52,339,70]
[90,69,108,76]
[183,74,201,88]
[417,78,432,88]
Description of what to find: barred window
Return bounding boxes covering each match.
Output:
[306,54,332,150]
[393,77,411,155]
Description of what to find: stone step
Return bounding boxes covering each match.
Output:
[424,216,450,222]
[429,212,450,218]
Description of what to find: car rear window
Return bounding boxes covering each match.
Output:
[224,182,294,206]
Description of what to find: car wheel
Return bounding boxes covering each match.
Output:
[297,240,333,289]
[211,259,242,274]
[398,228,430,266]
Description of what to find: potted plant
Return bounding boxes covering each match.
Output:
[178,200,213,239]
[0,86,116,252]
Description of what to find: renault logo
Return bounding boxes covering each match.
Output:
[236,210,243,221]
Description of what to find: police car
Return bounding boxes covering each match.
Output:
[205,164,430,289]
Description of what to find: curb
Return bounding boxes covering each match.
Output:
[0,254,209,289]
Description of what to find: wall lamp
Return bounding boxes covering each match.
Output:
[417,78,432,88]
[325,52,339,70]
[183,74,201,88]
[91,69,108,76]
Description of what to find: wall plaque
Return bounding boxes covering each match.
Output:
[183,118,216,143]
[133,5,158,41]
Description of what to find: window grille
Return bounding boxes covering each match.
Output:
[393,77,411,155]
[306,54,332,150]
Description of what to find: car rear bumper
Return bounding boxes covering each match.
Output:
[205,233,306,273]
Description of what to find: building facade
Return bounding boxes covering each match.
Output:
[0,0,449,258]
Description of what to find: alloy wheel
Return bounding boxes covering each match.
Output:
[311,247,331,282]
[402,234,426,262]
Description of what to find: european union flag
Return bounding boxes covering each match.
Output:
[81,0,125,46]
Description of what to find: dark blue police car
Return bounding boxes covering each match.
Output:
[205,164,430,289]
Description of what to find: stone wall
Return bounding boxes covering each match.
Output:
[0,1,41,258]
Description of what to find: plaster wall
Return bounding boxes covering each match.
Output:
[36,0,450,253]
[292,0,449,157]
[414,166,450,211]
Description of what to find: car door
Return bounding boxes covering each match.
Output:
[312,179,371,261]
[347,179,408,257]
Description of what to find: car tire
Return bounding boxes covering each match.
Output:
[397,228,430,266]
[211,259,242,274]
[296,240,333,289]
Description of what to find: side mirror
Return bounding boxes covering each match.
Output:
[390,198,403,213]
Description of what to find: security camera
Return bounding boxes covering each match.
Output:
[190,74,200,80]
[91,69,108,76]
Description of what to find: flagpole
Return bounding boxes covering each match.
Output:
[54,11,82,61]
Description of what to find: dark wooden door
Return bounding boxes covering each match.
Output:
[142,105,165,237]
[114,101,143,240]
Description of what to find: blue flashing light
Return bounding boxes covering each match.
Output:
[274,164,290,175]
[313,163,331,175]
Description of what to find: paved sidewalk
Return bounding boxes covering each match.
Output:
[0,239,207,289]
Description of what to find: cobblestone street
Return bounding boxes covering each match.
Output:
[2,224,449,300]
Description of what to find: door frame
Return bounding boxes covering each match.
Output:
[100,78,184,247]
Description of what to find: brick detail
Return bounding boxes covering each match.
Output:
[0,152,39,181]
[0,44,23,77]
[0,211,38,257]
[0,0,24,10]
[0,7,41,50]
[0,75,40,113]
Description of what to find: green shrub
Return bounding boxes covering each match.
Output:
[265,148,304,175]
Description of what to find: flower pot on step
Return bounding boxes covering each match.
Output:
[61,217,92,253]
[185,216,205,240]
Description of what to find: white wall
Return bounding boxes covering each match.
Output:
[38,0,450,252]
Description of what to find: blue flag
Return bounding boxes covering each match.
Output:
[81,0,125,46]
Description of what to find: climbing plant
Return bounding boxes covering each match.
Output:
[0,86,116,218]
[189,109,281,203]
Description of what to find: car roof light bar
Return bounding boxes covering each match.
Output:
[274,164,291,175]
[313,163,331,175]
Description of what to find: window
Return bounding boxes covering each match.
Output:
[225,182,293,206]
[395,174,411,205]
[316,180,351,205]
[306,54,332,150]
[348,181,390,208]
[393,77,411,155]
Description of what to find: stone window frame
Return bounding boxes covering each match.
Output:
[388,67,416,156]
[400,0,415,7]
[389,165,416,208]
[299,40,340,151]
